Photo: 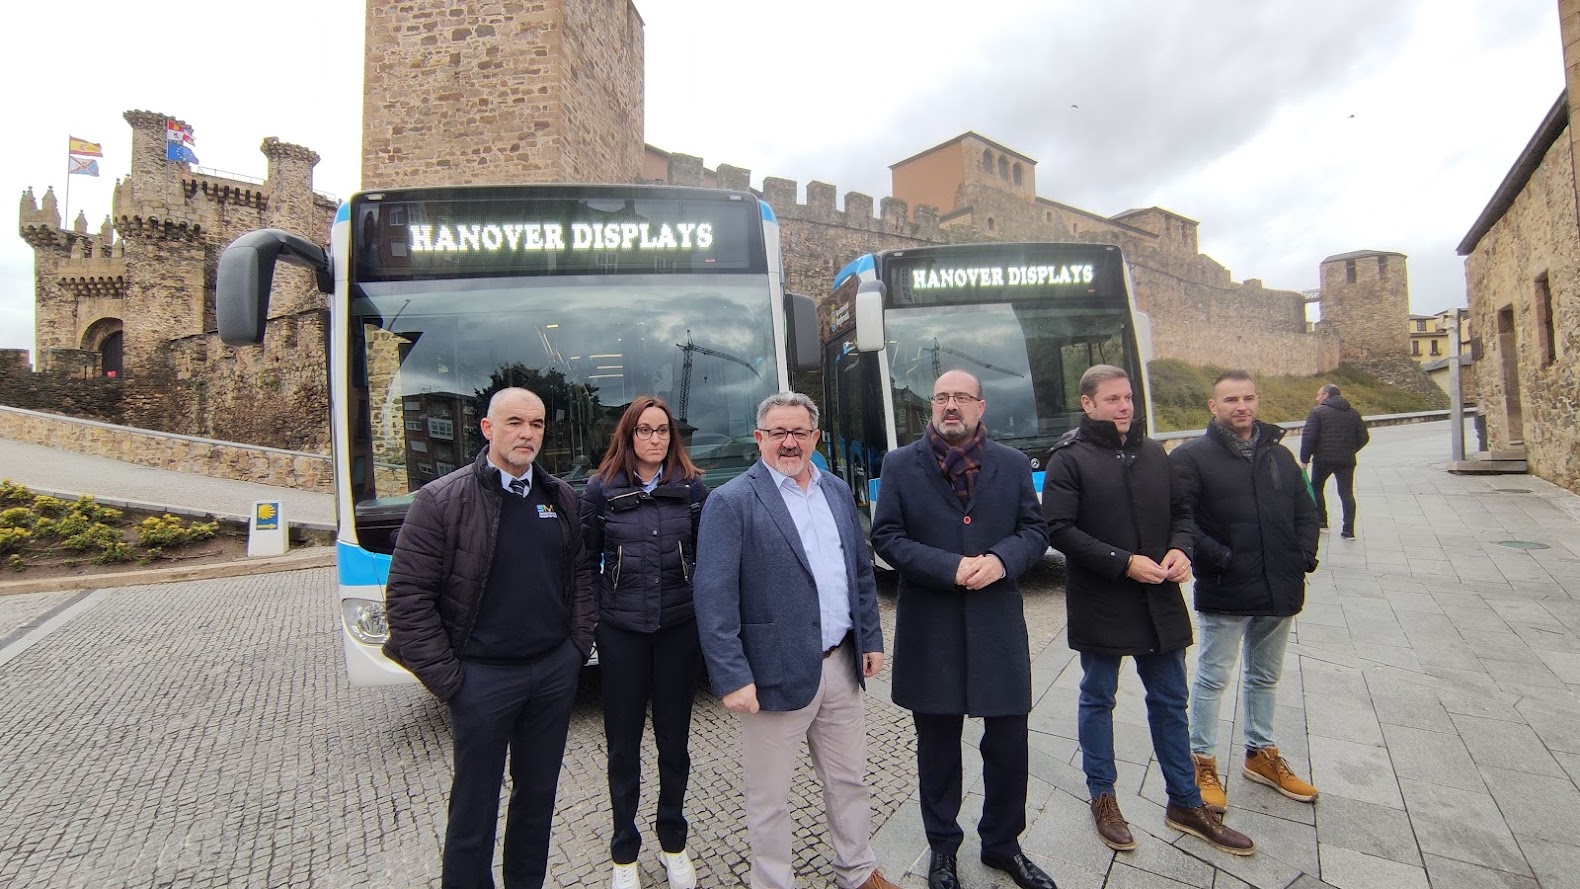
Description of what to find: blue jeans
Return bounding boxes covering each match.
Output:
[1189,613,1293,757]
[1078,649,1202,809]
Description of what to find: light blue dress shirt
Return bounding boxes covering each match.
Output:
[497,467,531,496]
[763,461,853,651]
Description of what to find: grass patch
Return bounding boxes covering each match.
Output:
[1148,360,1448,433]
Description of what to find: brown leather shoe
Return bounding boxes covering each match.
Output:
[1090,792,1136,851]
[1165,803,1255,856]
[857,868,901,889]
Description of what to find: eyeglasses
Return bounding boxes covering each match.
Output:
[633,425,671,440]
[757,428,815,442]
[931,392,981,405]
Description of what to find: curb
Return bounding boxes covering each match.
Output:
[0,547,337,597]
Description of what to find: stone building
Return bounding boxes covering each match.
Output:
[17,110,337,450]
[12,0,1436,455]
[1459,86,1580,494]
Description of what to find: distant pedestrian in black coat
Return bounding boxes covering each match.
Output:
[871,370,1053,889]
[1299,384,1369,538]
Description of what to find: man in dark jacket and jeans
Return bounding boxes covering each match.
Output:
[1171,371,1320,816]
[384,386,595,889]
[1299,384,1369,538]
[1042,365,1253,857]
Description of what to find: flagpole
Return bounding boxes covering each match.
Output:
[62,156,71,234]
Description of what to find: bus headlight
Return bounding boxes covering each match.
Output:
[343,598,390,645]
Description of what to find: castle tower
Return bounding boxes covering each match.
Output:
[1319,250,1411,363]
[361,0,645,189]
[261,137,323,317]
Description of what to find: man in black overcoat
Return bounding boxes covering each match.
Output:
[1040,365,1253,858]
[872,370,1054,889]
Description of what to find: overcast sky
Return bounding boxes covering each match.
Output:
[0,0,1563,357]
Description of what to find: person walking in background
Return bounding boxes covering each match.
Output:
[1299,384,1369,539]
[692,392,897,889]
[1171,371,1320,816]
[580,397,708,889]
[871,370,1055,889]
[384,387,595,889]
[1041,365,1254,857]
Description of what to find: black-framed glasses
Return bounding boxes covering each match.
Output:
[634,425,671,440]
[931,392,981,405]
[757,428,815,442]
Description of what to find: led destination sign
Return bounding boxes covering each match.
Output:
[910,263,1095,290]
[409,221,715,254]
[352,191,762,281]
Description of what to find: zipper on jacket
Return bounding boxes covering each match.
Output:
[678,540,690,583]
[611,544,623,591]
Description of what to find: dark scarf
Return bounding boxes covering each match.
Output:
[927,422,987,505]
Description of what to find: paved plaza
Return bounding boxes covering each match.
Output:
[3,420,1580,887]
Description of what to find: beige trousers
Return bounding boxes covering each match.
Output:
[737,641,879,889]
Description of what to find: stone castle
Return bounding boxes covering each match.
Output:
[11,0,1436,451]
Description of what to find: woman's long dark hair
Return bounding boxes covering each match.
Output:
[592,396,702,484]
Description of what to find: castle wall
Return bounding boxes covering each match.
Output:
[1464,125,1580,493]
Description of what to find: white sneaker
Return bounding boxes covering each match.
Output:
[611,861,641,889]
[659,850,696,889]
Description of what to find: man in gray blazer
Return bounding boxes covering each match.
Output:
[871,370,1055,889]
[694,391,897,889]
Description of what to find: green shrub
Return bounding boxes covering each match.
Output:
[68,495,121,524]
[93,542,132,564]
[136,515,219,549]
[29,495,69,518]
[7,554,24,572]
[61,522,124,554]
[0,526,30,555]
[0,507,33,530]
[0,479,31,507]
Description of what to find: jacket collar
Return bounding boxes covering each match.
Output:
[1078,415,1143,451]
[1205,419,1285,452]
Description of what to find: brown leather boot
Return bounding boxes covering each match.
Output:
[856,869,900,889]
[1090,792,1136,851]
[1165,803,1255,856]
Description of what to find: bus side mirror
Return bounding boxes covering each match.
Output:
[855,281,885,353]
[785,292,819,371]
[218,229,332,345]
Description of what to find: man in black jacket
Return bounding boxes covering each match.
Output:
[1299,384,1369,539]
[872,370,1055,889]
[384,386,595,889]
[1042,365,1254,857]
[1171,371,1320,816]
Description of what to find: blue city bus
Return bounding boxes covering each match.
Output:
[819,242,1153,543]
[218,184,816,685]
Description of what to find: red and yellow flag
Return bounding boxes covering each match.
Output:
[68,136,103,157]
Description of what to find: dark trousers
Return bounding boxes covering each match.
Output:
[443,640,583,889]
[913,712,1029,859]
[1311,460,1357,533]
[596,620,703,863]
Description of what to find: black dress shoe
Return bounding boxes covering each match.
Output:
[927,850,959,889]
[980,851,1057,889]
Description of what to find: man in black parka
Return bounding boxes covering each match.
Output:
[1041,365,1253,857]
[1299,384,1369,538]
[872,370,1054,889]
[1171,371,1320,816]
[384,387,595,889]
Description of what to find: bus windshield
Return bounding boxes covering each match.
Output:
[882,300,1136,449]
[348,272,778,515]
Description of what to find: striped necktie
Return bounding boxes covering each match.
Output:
[508,476,528,498]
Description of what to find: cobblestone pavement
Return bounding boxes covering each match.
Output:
[3,421,1580,888]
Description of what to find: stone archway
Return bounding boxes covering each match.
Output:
[81,318,124,378]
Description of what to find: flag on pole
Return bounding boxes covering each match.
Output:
[67,156,100,177]
[165,119,199,164]
[68,136,103,157]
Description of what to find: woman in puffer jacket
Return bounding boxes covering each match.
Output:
[580,396,708,889]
